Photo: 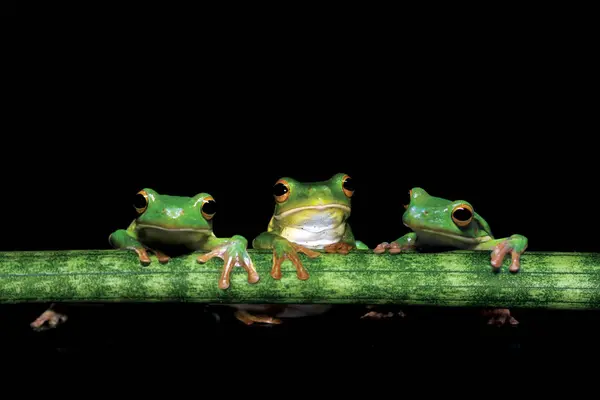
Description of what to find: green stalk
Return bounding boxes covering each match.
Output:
[1,250,599,309]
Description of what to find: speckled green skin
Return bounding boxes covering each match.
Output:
[1,249,599,309]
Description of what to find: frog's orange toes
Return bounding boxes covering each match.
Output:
[218,256,236,290]
[270,245,311,280]
[491,241,511,269]
[270,253,284,280]
[325,242,353,254]
[388,242,402,254]
[373,242,390,254]
[197,247,259,289]
[239,253,259,284]
[292,243,320,258]
[288,251,309,280]
[133,247,152,265]
[152,249,170,264]
[324,243,337,253]
[509,251,522,273]
[242,265,260,284]
[491,241,524,272]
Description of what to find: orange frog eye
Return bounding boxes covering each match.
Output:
[201,196,216,220]
[451,204,474,227]
[342,174,354,198]
[134,190,149,214]
[273,179,291,203]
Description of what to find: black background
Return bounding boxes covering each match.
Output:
[2,8,598,377]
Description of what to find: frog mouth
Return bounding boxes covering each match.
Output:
[406,224,492,244]
[137,224,210,233]
[274,204,351,219]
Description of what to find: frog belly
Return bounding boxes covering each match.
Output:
[279,223,346,249]
[136,226,208,248]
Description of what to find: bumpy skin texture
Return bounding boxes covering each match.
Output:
[252,173,369,281]
[2,250,599,309]
[108,188,259,290]
[374,188,528,273]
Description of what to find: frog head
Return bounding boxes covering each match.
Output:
[133,188,217,244]
[401,187,494,245]
[270,173,354,230]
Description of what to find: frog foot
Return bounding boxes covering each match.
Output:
[131,247,170,266]
[197,238,260,290]
[271,240,320,281]
[234,310,282,326]
[490,234,528,273]
[324,242,354,254]
[482,308,519,327]
[373,241,413,254]
[30,307,68,332]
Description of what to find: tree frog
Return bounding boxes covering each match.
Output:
[232,173,369,325]
[374,187,528,273]
[108,188,260,290]
[373,187,527,326]
[253,173,369,280]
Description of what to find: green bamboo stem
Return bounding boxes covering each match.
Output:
[1,249,599,309]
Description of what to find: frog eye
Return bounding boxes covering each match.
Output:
[273,179,291,203]
[134,190,149,214]
[201,196,217,220]
[342,174,354,198]
[452,204,473,227]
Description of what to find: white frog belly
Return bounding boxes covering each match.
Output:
[279,223,346,249]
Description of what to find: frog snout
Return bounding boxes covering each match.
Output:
[163,208,184,218]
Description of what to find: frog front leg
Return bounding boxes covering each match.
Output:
[324,225,369,254]
[196,235,260,290]
[108,229,170,265]
[474,234,528,272]
[252,232,320,280]
[373,232,418,254]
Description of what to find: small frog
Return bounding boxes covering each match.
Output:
[373,187,528,272]
[233,173,369,325]
[108,188,260,290]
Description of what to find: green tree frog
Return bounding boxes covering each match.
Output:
[108,188,260,290]
[232,173,369,325]
[374,187,528,273]
[253,173,368,280]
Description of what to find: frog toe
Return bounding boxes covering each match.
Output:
[324,242,353,254]
[373,242,391,254]
[131,247,152,266]
[247,271,260,284]
[508,251,522,273]
[152,250,170,264]
[388,242,403,254]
